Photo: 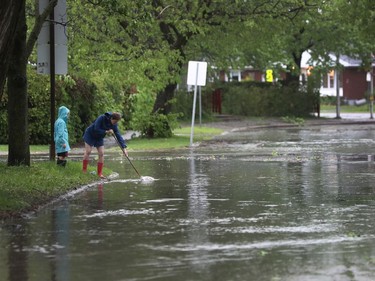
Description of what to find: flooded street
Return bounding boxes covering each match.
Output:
[1,124,375,280]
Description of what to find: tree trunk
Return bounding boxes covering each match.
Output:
[0,0,24,98]
[144,83,177,138]
[152,83,177,115]
[7,0,30,166]
[284,51,303,87]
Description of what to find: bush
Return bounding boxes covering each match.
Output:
[135,111,181,138]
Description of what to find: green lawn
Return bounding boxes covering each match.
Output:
[0,145,49,153]
[123,126,223,150]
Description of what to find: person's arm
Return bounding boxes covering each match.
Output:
[92,115,107,135]
[113,126,127,148]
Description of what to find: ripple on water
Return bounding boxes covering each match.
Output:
[220,224,337,234]
[141,236,365,253]
[80,209,155,218]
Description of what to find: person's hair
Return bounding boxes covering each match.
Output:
[111,112,122,120]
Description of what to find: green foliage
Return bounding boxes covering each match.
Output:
[281,116,305,126]
[129,86,181,138]
[219,81,315,117]
[172,89,213,121]
[27,68,50,144]
[320,96,338,106]
[132,110,181,138]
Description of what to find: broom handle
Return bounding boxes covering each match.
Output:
[112,134,141,178]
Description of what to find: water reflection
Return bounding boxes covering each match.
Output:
[97,184,104,209]
[7,223,28,281]
[187,151,210,276]
[50,203,70,281]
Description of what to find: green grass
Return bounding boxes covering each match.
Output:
[122,136,192,151]
[0,145,49,153]
[122,126,223,151]
[174,126,223,136]
[0,161,110,218]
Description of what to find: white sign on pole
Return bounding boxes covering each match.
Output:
[37,0,68,75]
[187,61,208,146]
[187,61,207,86]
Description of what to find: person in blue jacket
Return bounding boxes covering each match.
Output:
[54,106,71,167]
[82,112,128,178]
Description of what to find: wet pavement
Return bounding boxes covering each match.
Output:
[1,116,375,280]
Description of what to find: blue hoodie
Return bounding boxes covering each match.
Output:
[54,106,71,153]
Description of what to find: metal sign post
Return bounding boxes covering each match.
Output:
[190,64,199,146]
[367,71,374,119]
[187,61,207,146]
[37,0,68,160]
[199,85,202,126]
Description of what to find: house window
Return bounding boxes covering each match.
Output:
[323,74,328,88]
[230,70,241,81]
[322,70,340,88]
[329,70,335,88]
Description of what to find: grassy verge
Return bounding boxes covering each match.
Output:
[0,145,50,153]
[116,126,223,151]
[0,161,111,218]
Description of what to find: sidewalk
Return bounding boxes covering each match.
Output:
[318,112,375,120]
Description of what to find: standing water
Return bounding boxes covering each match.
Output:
[1,124,375,280]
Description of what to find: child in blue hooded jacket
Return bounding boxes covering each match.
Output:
[82,112,128,178]
[54,106,71,167]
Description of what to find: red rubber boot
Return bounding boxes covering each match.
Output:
[82,159,89,173]
[97,162,106,179]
